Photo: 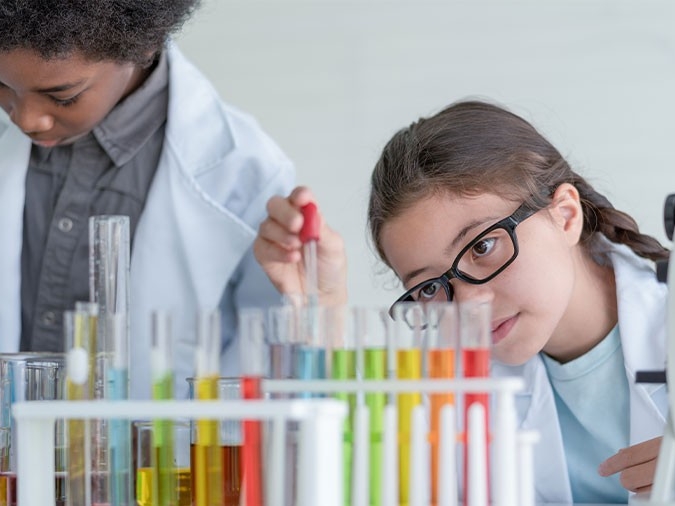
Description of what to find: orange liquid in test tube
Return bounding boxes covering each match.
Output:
[428,348,455,504]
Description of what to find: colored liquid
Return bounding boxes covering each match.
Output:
[152,373,175,506]
[462,348,490,506]
[136,466,191,506]
[293,346,326,398]
[0,472,15,506]
[190,445,241,506]
[270,344,293,398]
[364,348,386,506]
[428,349,455,505]
[0,471,70,506]
[396,348,422,505]
[242,376,263,506]
[332,349,356,504]
[108,367,131,506]
[194,376,224,506]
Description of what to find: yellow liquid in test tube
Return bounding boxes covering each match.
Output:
[193,376,223,506]
[397,348,421,505]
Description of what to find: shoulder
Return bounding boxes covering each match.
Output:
[163,44,295,226]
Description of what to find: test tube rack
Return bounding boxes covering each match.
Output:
[12,399,346,506]
[263,376,538,506]
[12,377,537,506]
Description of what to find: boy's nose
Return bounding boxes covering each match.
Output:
[10,99,54,135]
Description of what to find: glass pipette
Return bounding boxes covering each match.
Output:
[300,203,320,309]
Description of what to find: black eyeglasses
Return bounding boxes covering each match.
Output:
[389,201,539,320]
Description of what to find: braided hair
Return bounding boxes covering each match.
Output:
[368,100,668,267]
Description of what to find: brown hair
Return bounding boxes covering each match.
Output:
[368,100,668,267]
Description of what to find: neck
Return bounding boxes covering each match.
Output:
[543,249,618,364]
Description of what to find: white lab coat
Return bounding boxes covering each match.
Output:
[0,43,294,399]
[492,241,668,503]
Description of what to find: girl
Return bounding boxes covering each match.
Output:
[254,100,669,503]
[0,0,294,399]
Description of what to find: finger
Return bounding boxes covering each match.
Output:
[599,437,662,476]
[634,485,652,495]
[258,219,303,251]
[288,186,316,207]
[266,196,304,232]
[253,237,302,265]
[618,459,657,492]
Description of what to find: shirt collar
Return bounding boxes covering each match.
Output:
[93,51,169,167]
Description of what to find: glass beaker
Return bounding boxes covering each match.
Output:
[0,353,66,506]
[135,420,191,506]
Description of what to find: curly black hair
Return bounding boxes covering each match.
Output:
[0,0,201,64]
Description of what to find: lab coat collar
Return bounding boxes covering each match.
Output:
[0,119,30,351]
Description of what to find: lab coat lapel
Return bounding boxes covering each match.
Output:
[0,120,30,352]
[611,244,668,444]
[128,45,256,398]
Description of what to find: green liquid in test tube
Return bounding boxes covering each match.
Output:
[364,347,386,506]
[151,312,175,506]
[332,344,356,504]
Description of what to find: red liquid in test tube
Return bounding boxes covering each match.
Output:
[241,375,263,506]
[239,309,267,506]
[460,302,491,506]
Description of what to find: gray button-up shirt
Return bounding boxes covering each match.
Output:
[20,52,169,351]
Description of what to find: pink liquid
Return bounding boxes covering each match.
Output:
[462,348,490,506]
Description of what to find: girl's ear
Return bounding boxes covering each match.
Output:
[549,183,584,245]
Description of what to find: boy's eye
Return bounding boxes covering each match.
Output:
[50,94,80,107]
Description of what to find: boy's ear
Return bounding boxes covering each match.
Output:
[549,183,584,245]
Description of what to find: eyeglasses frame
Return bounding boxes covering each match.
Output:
[389,201,540,318]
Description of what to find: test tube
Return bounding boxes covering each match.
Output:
[151,312,175,506]
[89,216,131,506]
[354,307,389,506]
[426,303,458,504]
[459,301,491,506]
[294,305,327,398]
[391,303,424,505]
[239,308,267,506]
[65,309,93,506]
[193,310,224,506]
[327,306,355,503]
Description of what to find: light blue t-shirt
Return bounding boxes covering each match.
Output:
[541,326,629,504]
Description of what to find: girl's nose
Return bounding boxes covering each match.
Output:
[10,98,54,135]
[451,281,494,306]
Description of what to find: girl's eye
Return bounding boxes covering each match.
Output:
[418,281,441,300]
[472,237,496,257]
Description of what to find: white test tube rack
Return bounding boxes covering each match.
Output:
[263,376,537,506]
[12,399,346,506]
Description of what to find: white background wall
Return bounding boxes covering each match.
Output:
[177,1,675,307]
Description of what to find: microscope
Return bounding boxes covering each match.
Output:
[635,193,675,504]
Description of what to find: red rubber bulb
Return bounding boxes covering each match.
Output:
[300,203,320,243]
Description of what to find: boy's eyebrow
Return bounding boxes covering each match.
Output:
[34,80,86,93]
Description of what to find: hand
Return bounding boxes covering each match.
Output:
[253,186,348,306]
[598,436,662,494]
